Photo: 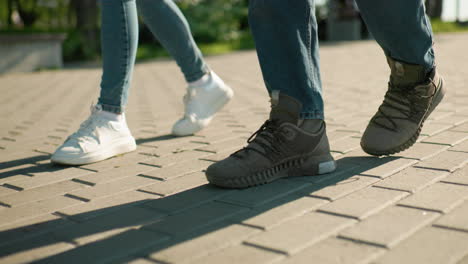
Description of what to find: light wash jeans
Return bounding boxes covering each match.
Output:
[248,0,435,119]
[98,0,209,114]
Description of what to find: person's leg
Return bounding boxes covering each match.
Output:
[136,0,208,82]
[98,0,139,114]
[357,0,445,155]
[205,0,336,189]
[136,0,233,136]
[248,0,324,120]
[52,0,138,165]
[355,0,434,71]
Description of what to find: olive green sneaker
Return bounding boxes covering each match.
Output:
[205,91,336,189]
[361,57,446,156]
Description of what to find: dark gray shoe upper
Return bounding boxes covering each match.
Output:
[206,91,334,188]
[361,57,445,155]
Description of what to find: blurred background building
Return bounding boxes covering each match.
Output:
[0,0,467,73]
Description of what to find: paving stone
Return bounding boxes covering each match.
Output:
[414,150,468,172]
[57,190,159,222]
[74,164,155,185]
[317,186,408,220]
[189,243,284,264]
[308,175,379,201]
[140,159,213,180]
[451,122,468,133]
[398,182,468,213]
[374,227,468,264]
[140,150,212,168]
[278,237,384,264]
[373,166,450,193]
[329,136,361,153]
[451,139,468,152]
[434,200,468,232]
[148,224,261,263]
[245,212,355,254]
[218,179,312,208]
[358,158,417,178]
[7,167,94,190]
[143,201,248,236]
[395,142,449,160]
[420,122,453,136]
[34,230,170,264]
[0,235,74,264]
[52,221,135,246]
[339,205,439,248]
[141,184,235,214]
[441,166,468,186]
[0,186,19,197]
[0,195,82,226]
[421,130,468,146]
[0,180,87,207]
[242,195,328,230]
[67,175,158,201]
[194,137,247,153]
[435,115,468,126]
[138,171,208,196]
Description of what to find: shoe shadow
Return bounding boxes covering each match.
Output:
[0,155,69,180]
[0,155,401,263]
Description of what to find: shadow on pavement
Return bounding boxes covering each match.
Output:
[0,155,399,263]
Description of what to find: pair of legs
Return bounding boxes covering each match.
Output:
[249,0,435,119]
[207,0,444,188]
[52,0,233,165]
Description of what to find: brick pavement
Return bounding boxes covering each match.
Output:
[1,33,468,264]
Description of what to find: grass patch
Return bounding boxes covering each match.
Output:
[136,32,255,61]
[431,19,468,33]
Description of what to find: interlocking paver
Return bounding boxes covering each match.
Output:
[148,224,261,263]
[414,150,468,172]
[339,205,439,248]
[189,243,284,264]
[373,227,468,264]
[441,166,468,186]
[143,201,248,236]
[317,186,408,219]
[242,195,328,230]
[278,237,384,264]
[138,171,208,196]
[421,130,468,146]
[395,142,449,160]
[398,182,468,213]
[245,212,355,254]
[308,175,380,201]
[373,166,450,193]
[434,200,468,232]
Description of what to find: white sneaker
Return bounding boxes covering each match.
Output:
[172,71,234,136]
[51,105,136,165]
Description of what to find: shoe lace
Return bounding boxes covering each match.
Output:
[372,82,434,132]
[66,106,102,145]
[232,119,289,162]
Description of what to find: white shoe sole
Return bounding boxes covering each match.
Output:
[51,137,136,165]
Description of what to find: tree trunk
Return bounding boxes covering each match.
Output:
[426,0,443,18]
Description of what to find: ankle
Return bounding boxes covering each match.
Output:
[189,72,212,87]
[300,119,324,133]
[98,110,124,122]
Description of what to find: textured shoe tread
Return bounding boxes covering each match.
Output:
[207,156,336,189]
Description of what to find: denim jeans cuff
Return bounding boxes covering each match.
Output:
[185,65,210,83]
[300,111,324,120]
[99,103,125,114]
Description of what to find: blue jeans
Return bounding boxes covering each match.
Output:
[98,0,209,114]
[249,0,435,119]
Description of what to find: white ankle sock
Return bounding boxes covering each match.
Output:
[189,72,212,87]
